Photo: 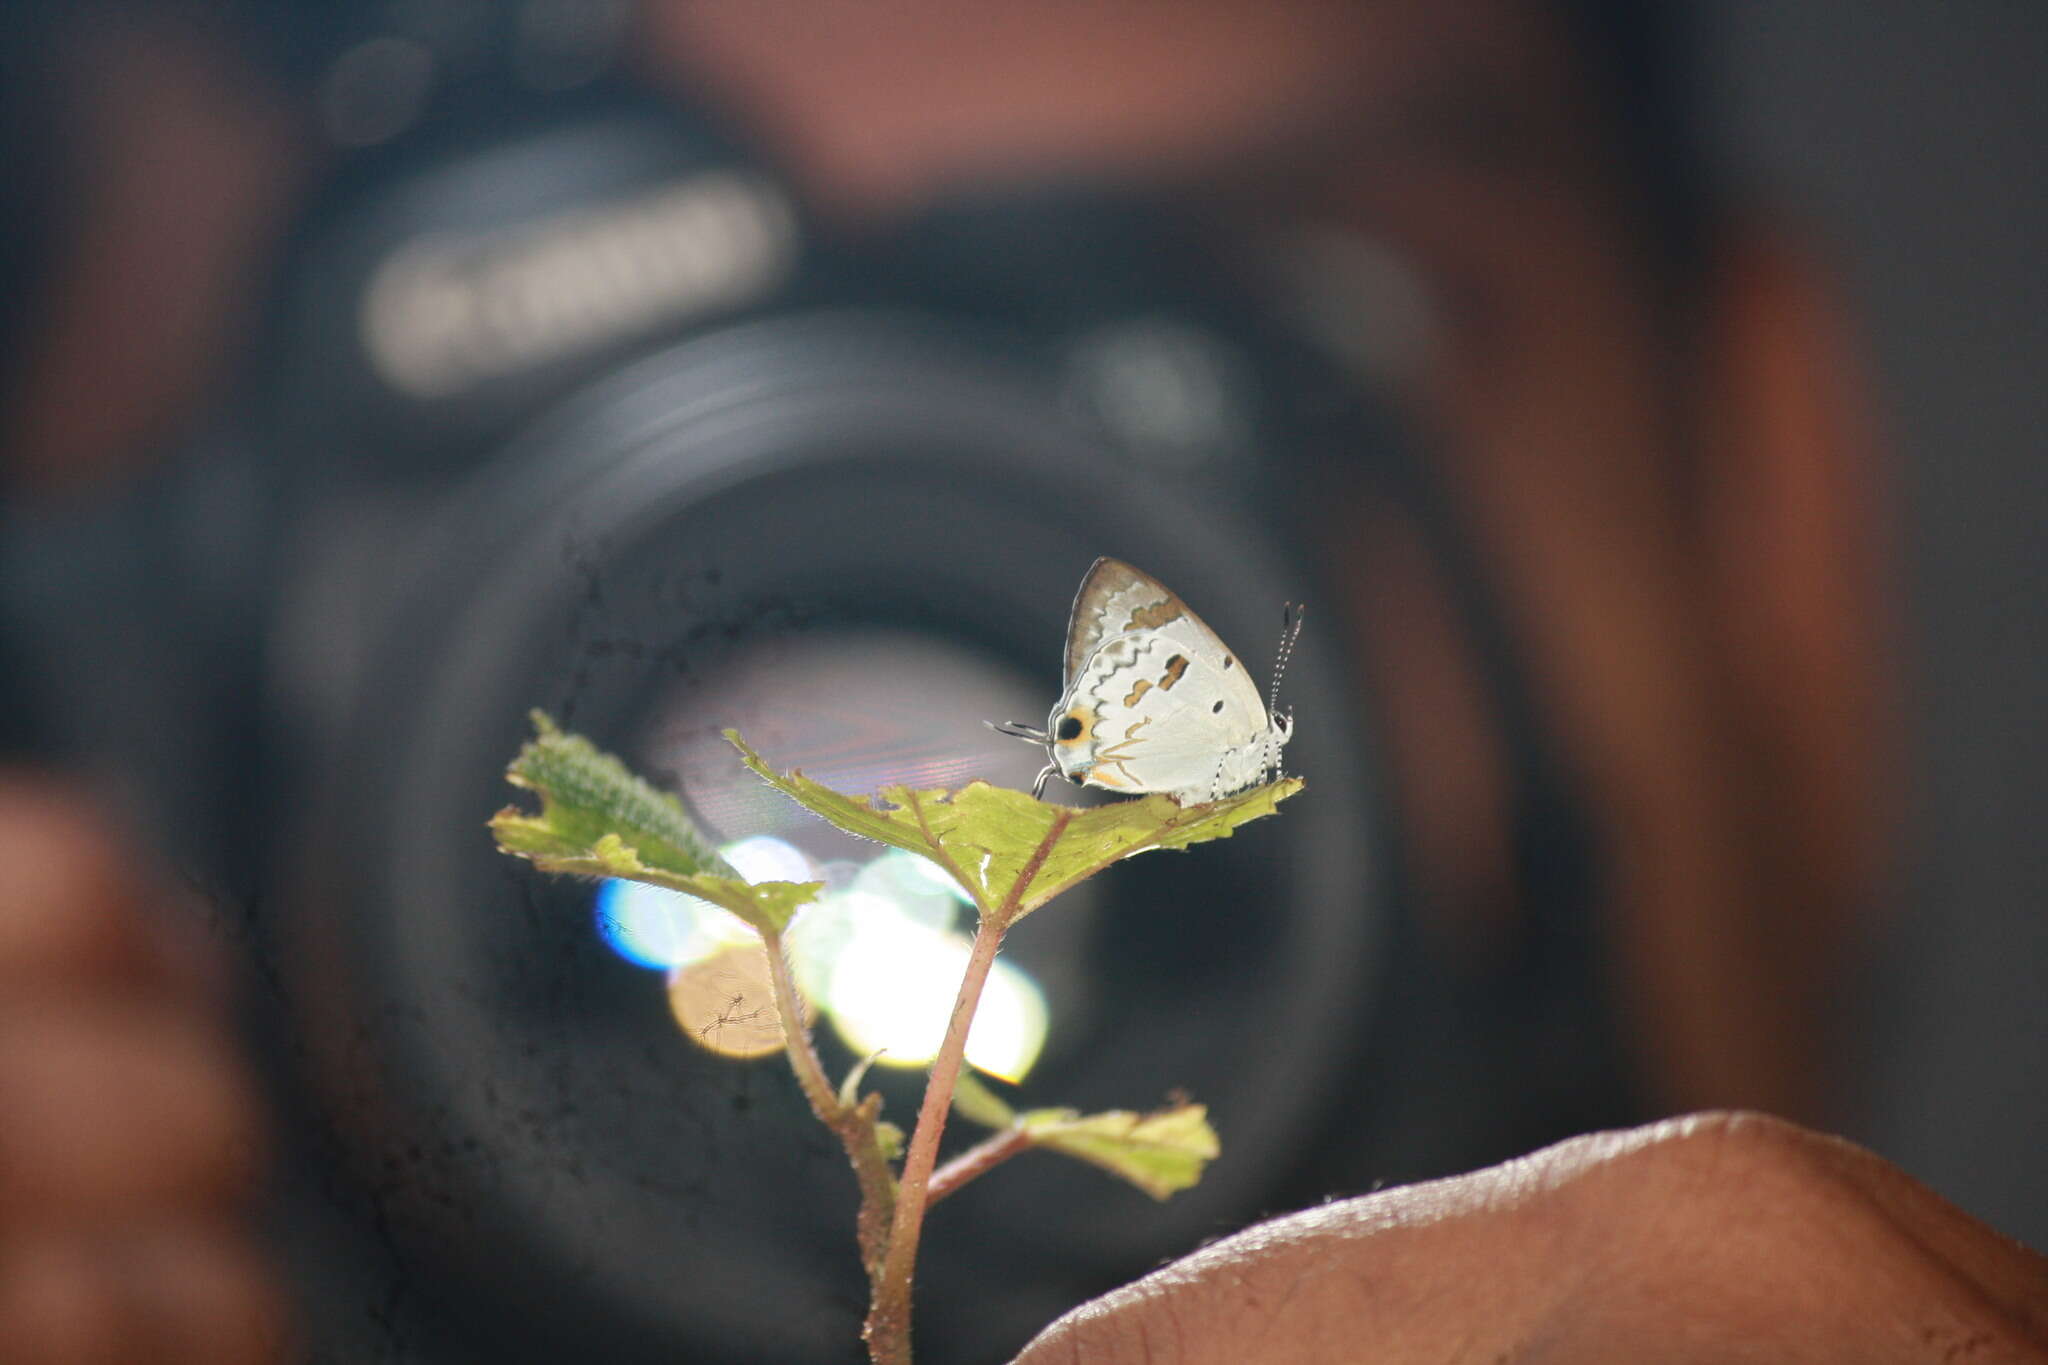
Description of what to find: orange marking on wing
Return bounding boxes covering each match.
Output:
[1126,601,1185,631]
[1123,678,1154,707]
[1160,654,1189,690]
[1095,716,1153,763]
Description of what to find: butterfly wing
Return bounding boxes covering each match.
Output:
[1062,559,1266,711]
[1065,640,1271,795]
[1050,563,1275,798]
[1065,559,1186,684]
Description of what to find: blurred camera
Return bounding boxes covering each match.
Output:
[1,5,1632,1361]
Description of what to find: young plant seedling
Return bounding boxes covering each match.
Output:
[491,711,1299,1363]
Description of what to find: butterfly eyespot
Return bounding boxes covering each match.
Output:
[1056,715,1084,741]
[1211,700,1224,714]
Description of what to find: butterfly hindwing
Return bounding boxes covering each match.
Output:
[1052,626,1272,796]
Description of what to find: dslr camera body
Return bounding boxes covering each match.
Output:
[2,6,1633,1360]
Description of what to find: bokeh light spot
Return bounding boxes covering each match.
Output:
[596,838,1046,1081]
[823,917,1047,1083]
[722,834,814,884]
[667,946,795,1059]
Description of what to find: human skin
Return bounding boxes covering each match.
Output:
[1014,1113,2048,1364]
[0,781,287,1364]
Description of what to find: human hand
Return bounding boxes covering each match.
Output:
[0,778,286,1364]
[1015,1112,2048,1364]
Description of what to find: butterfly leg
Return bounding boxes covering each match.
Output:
[1031,761,1060,800]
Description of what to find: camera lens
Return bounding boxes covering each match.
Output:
[612,631,1084,1087]
[275,311,1385,1361]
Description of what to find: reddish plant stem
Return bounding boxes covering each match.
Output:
[759,928,838,1123]
[864,807,1071,1362]
[926,1126,1034,1206]
[761,928,897,1285]
[863,918,1007,1362]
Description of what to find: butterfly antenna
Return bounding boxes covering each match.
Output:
[1268,601,1304,723]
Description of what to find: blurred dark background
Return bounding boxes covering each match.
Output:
[1,1,2043,1361]
[1701,1,2048,1242]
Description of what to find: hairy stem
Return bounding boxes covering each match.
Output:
[926,1126,1034,1207]
[864,810,1068,1362]
[759,927,839,1124]
[862,919,1006,1362]
[761,928,898,1285]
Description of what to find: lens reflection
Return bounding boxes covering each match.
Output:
[823,919,1048,1083]
[665,946,789,1059]
[596,875,754,970]
[596,842,1048,1081]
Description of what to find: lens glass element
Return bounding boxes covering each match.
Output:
[596,630,1081,1083]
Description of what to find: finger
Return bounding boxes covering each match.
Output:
[122,1222,292,1365]
[0,1000,263,1221]
[1016,1115,2048,1364]
[0,776,228,1007]
[0,1223,288,1365]
[0,778,162,990]
[0,1234,123,1365]
[1570,1113,2048,1356]
[1014,1151,1563,1364]
[1805,1130,2048,1335]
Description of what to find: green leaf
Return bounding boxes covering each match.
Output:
[1016,1102,1220,1201]
[492,712,821,935]
[953,1074,1217,1200]
[950,1071,1018,1129]
[500,711,735,875]
[727,729,1300,924]
[839,1052,886,1111]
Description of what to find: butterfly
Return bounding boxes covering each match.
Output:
[992,557,1300,804]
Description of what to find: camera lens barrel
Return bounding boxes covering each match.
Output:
[272,305,1386,1360]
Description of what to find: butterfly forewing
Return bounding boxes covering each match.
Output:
[1064,559,1178,684]
[1062,560,1265,717]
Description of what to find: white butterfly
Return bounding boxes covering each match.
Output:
[993,557,1299,804]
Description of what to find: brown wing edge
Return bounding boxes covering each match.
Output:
[1062,557,1188,683]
